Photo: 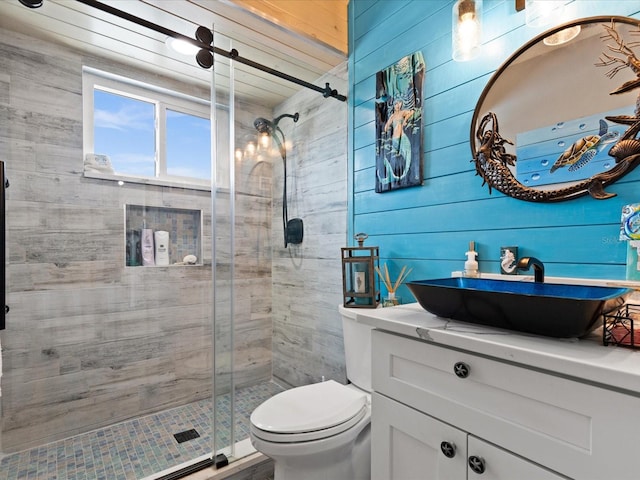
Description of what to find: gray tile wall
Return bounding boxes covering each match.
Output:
[270,64,349,387]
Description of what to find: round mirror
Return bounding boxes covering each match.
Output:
[471,16,640,202]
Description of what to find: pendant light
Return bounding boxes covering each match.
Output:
[452,0,483,62]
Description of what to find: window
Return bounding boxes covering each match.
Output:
[93,89,156,177]
[82,67,220,189]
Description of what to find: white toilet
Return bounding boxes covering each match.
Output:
[249,307,372,480]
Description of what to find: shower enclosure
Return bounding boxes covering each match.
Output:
[0,21,282,480]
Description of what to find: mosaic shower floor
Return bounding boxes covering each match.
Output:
[0,380,284,480]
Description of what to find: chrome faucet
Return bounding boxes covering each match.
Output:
[516,257,544,283]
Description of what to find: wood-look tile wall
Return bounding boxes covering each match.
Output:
[0,28,273,452]
[271,63,349,388]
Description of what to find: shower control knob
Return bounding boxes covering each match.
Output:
[468,455,486,474]
[440,441,456,458]
[454,361,470,378]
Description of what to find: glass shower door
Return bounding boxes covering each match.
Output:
[0,33,216,479]
[211,30,282,466]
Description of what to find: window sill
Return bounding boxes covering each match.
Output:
[84,170,212,192]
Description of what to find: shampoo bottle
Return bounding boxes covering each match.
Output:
[154,230,170,266]
[141,228,155,266]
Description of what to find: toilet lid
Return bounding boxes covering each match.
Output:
[250,380,367,434]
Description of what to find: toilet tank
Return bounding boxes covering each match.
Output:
[340,305,374,392]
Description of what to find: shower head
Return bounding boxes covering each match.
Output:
[253,112,299,137]
[254,112,298,162]
[254,117,284,161]
[253,117,274,135]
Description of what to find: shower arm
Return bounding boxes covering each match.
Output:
[68,0,347,102]
[273,113,299,126]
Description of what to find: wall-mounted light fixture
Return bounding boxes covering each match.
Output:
[452,0,483,62]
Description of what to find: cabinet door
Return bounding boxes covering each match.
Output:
[467,436,569,480]
[372,392,467,480]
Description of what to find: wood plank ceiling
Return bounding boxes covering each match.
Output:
[0,0,348,107]
[231,0,347,54]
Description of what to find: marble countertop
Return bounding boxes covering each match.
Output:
[341,302,640,396]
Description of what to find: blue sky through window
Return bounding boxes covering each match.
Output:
[94,89,211,180]
[94,89,155,177]
[167,109,211,179]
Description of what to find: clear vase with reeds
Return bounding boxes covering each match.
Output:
[375,263,412,307]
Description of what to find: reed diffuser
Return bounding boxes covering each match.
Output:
[375,263,412,306]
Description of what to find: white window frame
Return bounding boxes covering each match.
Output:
[82,66,213,190]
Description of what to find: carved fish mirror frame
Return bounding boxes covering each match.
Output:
[471,16,640,202]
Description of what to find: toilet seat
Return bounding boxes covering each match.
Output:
[250,380,368,443]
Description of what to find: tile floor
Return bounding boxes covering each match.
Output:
[0,381,284,480]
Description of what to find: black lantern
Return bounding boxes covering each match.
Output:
[341,233,380,308]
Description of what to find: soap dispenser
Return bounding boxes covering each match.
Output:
[464,241,479,278]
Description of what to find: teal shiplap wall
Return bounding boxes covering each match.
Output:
[348,0,640,301]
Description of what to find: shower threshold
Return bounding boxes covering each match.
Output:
[147,438,271,480]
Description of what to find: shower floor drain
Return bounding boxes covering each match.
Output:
[173,429,200,444]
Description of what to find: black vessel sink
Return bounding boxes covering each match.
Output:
[407,277,632,338]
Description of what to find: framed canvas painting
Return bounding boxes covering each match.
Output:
[375,51,425,193]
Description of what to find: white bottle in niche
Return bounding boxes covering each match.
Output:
[141,228,155,266]
[154,231,170,266]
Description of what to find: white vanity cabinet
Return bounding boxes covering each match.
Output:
[372,393,565,479]
[371,329,639,480]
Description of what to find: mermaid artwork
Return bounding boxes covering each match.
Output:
[375,51,425,192]
[380,99,414,181]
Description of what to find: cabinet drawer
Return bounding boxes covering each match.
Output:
[372,330,638,480]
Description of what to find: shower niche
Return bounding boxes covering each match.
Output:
[124,204,202,267]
